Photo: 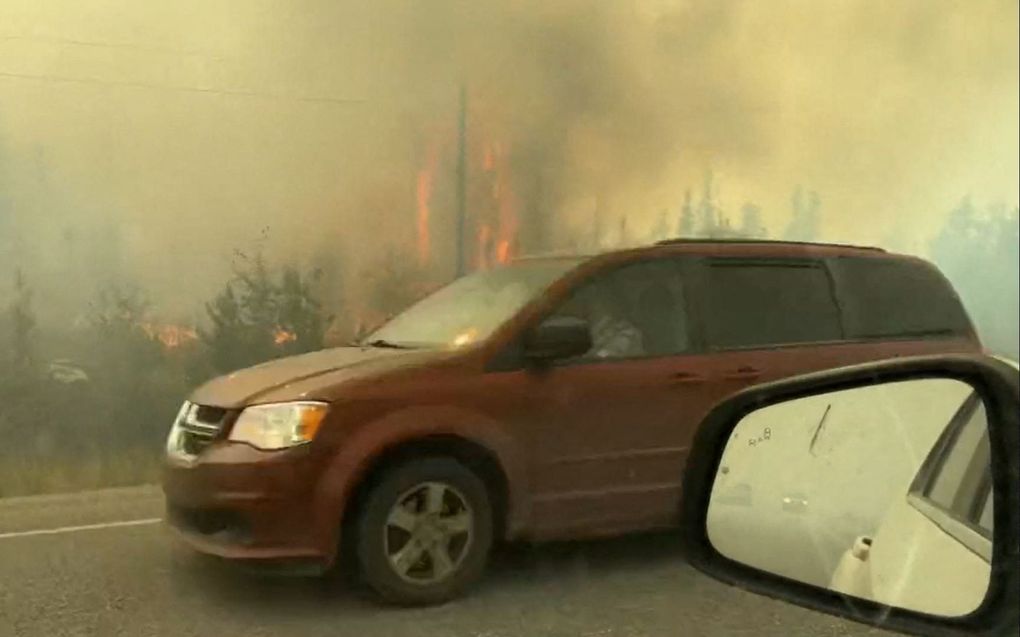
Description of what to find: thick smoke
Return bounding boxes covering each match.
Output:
[0,0,1017,320]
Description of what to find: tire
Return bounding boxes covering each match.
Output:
[354,456,494,605]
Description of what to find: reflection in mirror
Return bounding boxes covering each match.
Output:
[707,378,993,618]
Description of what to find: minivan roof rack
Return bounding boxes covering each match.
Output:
[653,238,885,252]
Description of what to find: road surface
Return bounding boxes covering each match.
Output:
[0,486,891,637]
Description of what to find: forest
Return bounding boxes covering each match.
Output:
[1,183,1017,497]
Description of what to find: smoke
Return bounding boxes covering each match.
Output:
[1,0,1018,320]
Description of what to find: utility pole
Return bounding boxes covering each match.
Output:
[455,84,468,278]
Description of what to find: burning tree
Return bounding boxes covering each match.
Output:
[411,93,525,277]
[201,249,333,373]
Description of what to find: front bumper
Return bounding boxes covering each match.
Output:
[162,442,331,568]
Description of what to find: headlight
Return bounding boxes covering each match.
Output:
[166,401,192,455]
[228,401,329,450]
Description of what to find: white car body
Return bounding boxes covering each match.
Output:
[829,385,997,617]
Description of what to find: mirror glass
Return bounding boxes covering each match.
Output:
[707,378,993,618]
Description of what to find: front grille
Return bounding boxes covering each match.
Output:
[174,403,234,456]
[194,405,227,424]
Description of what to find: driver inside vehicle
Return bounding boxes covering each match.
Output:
[554,279,645,359]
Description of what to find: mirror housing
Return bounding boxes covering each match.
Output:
[680,354,1019,637]
[523,316,593,362]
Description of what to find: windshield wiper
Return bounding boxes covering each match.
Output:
[359,339,416,350]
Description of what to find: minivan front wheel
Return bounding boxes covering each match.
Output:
[354,457,493,605]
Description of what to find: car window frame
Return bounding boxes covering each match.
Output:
[485,255,705,371]
[907,391,994,562]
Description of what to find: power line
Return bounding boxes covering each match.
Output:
[0,69,366,105]
[1,33,227,59]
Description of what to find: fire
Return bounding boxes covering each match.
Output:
[474,133,518,267]
[492,141,517,265]
[414,95,521,273]
[496,239,511,264]
[138,322,198,349]
[274,328,297,346]
[451,327,479,348]
[476,224,492,269]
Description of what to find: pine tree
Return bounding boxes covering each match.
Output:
[678,190,695,237]
[276,266,332,356]
[697,171,717,237]
[201,246,333,372]
[739,202,766,238]
[784,186,821,241]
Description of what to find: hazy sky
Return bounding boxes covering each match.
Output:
[1,0,1018,318]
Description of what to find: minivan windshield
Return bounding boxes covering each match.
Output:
[364,259,583,348]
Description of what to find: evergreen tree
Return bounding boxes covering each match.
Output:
[697,171,717,237]
[678,189,695,237]
[201,247,333,373]
[739,202,766,238]
[276,266,331,356]
[784,185,821,241]
[930,198,1019,359]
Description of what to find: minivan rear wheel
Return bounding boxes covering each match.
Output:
[354,457,493,605]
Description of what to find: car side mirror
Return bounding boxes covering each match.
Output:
[680,354,1019,636]
[523,316,593,362]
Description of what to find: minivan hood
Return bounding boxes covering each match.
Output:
[189,346,442,408]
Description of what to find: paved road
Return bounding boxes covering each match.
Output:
[0,486,891,637]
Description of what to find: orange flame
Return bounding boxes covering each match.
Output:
[496,239,511,264]
[476,224,492,270]
[273,328,297,346]
[138,322,199,349]
[492,141,517,265]
[416,141,441,267]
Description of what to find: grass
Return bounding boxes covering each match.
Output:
[0,448,161,499]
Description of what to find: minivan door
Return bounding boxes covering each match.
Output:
[687,257,850,413]
[517,258,719,538]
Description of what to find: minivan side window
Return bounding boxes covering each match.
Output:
[702,261,841,350]
[549,259,690,361]
[831,257,973,340]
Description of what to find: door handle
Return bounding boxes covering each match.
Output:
[723,366,762,380]
[670,371,707,384]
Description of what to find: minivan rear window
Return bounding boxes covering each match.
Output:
[831,257,972,339]
[704,261,842,349]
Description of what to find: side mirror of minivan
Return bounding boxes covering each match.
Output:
[523,316,593,362]
[680,354,1019,636]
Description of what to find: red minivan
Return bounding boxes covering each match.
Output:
[162,239,981,604]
